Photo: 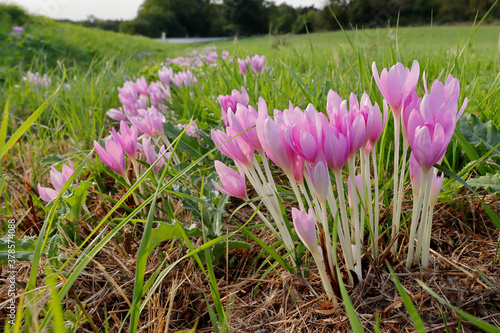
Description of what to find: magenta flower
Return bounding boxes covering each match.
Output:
[401,90,422,139]
[135,76,149,96]
[148,81,170,109]
[347,174,364,204]
[308,160,330,204]
[158,67,173,86]
[237,58,247,75]
[372,60,420,115]
[172,70,197,88]
[250,54,265,72]
[323,127,349,172]
[211,161,248,200]
[142,137,169,171]
[106,108,127,122]
[94,139,127,176]
[12,26,23,36]
[129,107,165,137]
[211,127,254,168]
[221,50,229,60]
[110,121,140,159]
[227,104,262,152]
[37,159,75,202]
[218,86,249,126]
[429,170,444,206]
[292,207,318,254]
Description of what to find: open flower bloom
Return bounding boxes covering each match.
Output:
[211,127,254,168]
[227,104,262,153]
[135,76,149,96]
[12,26,23,36]
[407,75,467,171]
[212,161,248,200]
[38,159,76,202]
[94,139,127,176]
[172,70,197,88]
[218,87,249,126]
[250,54,265,72]
[110,121,140,159]
[129,107,166,137]
[142,137,169,171]
[372,60,420,115]
[158,67,173,86]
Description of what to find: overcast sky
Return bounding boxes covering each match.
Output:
[4,0,327,21]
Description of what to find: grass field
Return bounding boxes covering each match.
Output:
[1,4,500,332]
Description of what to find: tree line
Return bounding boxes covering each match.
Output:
[74,0,499,38]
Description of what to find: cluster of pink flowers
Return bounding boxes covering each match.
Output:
[23,71,51,88]
[237,54,265,75]
[107,76,170,122]
[211,60,467,299]
[93,120,171,176]
[165,46,229,68]
[38,159,76,202]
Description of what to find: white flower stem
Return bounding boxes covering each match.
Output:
[405,171,427,269]
[248,202,279,238]
[421,204,436,267]
[371,147,380,256]
[312,249,337,306]
[391,114,401,254]
[364,150,375,256]
[334,170,353,266]
[414,171,432,265]
[348,157,362,280]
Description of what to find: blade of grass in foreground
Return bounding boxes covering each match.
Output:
[417,280,500,333]
[387,266,426,333]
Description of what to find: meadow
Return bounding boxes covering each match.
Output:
[1,4,500,332]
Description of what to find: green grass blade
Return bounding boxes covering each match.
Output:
[388,266,426,333]
[1,70,65,158]
[417,280,500,333]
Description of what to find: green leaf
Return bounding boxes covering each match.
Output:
[41,155,67,165]
[212,239,251,262]
[388,266,426,333]
[468,173,500,196]
[148,220,202,254]
[0,236,37,263]
[459,113,500,159]
[62,181,93,222]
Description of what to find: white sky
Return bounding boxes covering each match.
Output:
[2,0,327,21]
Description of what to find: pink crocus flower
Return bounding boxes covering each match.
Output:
[347,174,365,204]
[227,104,262,152]
[292,207,318,254]
[250,54,265,73]
[211,161,248,200]
[129,107,165,137]
[211,127,254,168]
[106,108,127,121]
[37,159,75,202]
[158,67,173,86]
[110,121,140,159]
[308,160,330,204]
[176,122,200,141]
[142,137,169,171]
[93,139,127,176]
[12,26,23,36]
[172,70,197,88]
[218,86,249,126]
[221,50,229,60]
[237,58,247,75]
[372,60,420,115]
[148,81,170,109]
[323,126,350,172]
[135,76,149,96]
